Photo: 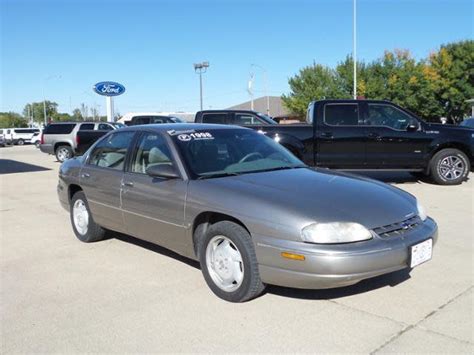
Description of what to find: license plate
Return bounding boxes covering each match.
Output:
[410,239,433,268]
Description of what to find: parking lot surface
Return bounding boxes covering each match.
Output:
[1,145,473,353]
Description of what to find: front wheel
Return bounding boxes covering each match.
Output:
[70,191,106,243]
[198,221,265,302]
[34,141,40,148]
[17,139,24,146]
[429,148,470,185]
[55,145,73,162]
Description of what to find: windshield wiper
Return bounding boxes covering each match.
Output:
[247,165,307,174]
[197,172,241,180]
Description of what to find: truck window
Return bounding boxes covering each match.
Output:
[132,116,151,125]
[201,113,227,124]
[79,123,95,130]
[366,104,417,130]
[44,124,76,134]
[234,114,265,125]
[324,104,359,126]
[98,123,114,131]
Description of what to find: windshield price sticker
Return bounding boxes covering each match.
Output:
[178,132,214,141]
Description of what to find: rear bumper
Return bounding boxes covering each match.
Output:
[254,217,438,289]
[40,144,54,154]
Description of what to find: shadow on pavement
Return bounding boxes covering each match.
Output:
[114,233,201,270]
[266,268,411,300]
[0,159,51,175]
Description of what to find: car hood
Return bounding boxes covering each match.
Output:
[203,168,418,230]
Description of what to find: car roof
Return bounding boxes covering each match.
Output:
[117,123,248,133]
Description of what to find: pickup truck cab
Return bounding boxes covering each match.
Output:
[195,110,277,126]
[40,121,124,162]
[253,100,474,185]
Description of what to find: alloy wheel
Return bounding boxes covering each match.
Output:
[438,155,465,181]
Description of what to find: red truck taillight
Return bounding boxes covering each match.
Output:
[40,133,44,145]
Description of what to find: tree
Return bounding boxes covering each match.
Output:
[72,109,83,121]
[80,103,89,121]
[0,112,28,128]
[23,101,58,124]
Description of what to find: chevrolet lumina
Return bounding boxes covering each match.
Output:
[58,124,437,302]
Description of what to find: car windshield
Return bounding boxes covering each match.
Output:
[170,128,305,179]
[169,117,185,123]
[257,113,277,124]
[112,123,126,128]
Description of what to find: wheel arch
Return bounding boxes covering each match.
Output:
[428,142,472,173]
[192,211,251,256]
[54,142,72,151]
[68,184,83,201]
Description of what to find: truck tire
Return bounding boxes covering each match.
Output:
[17,139,24,146]
[429,148,470,185]
[55,145,73,162]
[70,191,106,243]
[198,221,265,302]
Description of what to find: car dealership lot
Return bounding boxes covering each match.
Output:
[1,146,473,353]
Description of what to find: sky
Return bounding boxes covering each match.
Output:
[1,0,472,116]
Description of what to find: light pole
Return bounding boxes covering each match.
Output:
[194,62,210,111]
[353,0,357,99]
[43,74,61,125]
[251,64,270,115]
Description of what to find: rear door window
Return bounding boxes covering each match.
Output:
[44,124,76,134]
[79,123,95,130]
[88,131,135,170]
[324,104,359,126]
[201,113,228,124]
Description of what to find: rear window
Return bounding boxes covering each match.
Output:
[13,129,39,134]
[201,113,227,124]
[79,123,95,130]
[324,104,359,126]
[44,124,76,134]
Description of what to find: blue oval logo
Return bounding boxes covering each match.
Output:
[93,81,125,96]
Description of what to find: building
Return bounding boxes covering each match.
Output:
[227,96,290,118]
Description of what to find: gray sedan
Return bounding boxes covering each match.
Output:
[58,124,438,302]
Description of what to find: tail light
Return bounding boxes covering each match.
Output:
[40,133,44,145]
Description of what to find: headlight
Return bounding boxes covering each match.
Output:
[417,201,428,221]
[301,222,373,244]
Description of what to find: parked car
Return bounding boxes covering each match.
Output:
[236,100,473,185]
[2,128,40,145]
[58,124,437,302]
[30,131,42,148]
[126,115,185,126]
[39,122,124,162]
[0,134,5,147]
[194,110,277,126]
[460,117,474,128]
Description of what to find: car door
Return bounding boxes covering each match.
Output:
[121,131,188,254]
[315,102,366,168]
[79,131,136,233]
[362,103,429,168]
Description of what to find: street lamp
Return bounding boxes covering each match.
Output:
[194,61,209,111]
[43,74,61,126]
[251,64,270,115]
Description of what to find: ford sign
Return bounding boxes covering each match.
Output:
[93,81,126,96]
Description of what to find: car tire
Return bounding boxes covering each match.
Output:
[17,139,24,146]
[55,145,73,162]
[198,221,265,302]
[35,141,40,148]
[429,148,470,185]
[70,191,106,243]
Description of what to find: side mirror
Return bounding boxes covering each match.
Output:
[407,123,419,132]
[146,164,180,179]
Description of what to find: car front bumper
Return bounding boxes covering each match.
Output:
[254,217,437,289]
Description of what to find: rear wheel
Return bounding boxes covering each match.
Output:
[198,221,265,302]
[429,148,470,185]
[70,191,106,243]
[17,139,24,146]
[55,145,73,162]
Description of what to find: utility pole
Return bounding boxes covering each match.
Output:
[193,62,210,111]
[247,72,255,110]
[251,64,270,115]
[353,0,357,99]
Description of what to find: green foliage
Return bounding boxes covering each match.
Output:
[283,40,474,121]
[23,101,59,123]
[0,112,28,128]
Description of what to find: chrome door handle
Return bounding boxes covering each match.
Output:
[81,173,90,178]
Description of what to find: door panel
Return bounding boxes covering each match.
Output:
[316,103,366,168]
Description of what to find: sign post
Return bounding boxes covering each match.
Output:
[93,81,125,122]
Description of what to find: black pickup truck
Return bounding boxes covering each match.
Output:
[203,100,473,185]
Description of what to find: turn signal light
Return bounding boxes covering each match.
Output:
[281,252,305,261]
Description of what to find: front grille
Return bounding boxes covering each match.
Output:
[373,215,422,238]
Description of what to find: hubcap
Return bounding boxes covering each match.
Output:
[73,199,89,235]
[206,235,244,292]
[58,148,70,161]
[438,155,465,181]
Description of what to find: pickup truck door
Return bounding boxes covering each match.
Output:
[79,131,136,234]
[120,131,187,254]
[362,103,429,169]
[315,102,366,168]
